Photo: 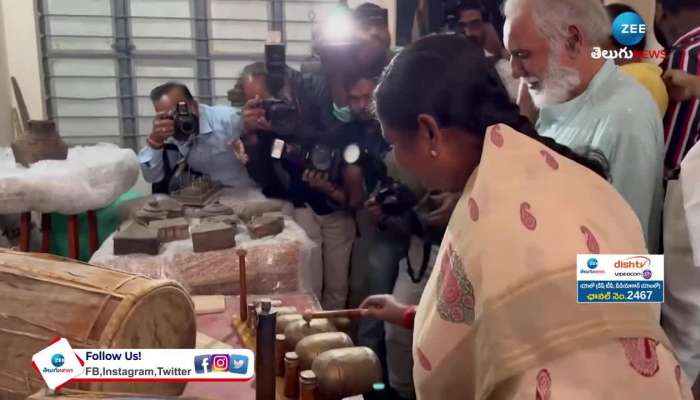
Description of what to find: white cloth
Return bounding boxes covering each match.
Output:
[681,143,700,267]
[386,236,437,399]
[661,180,700,383]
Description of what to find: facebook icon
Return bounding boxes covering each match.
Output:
[194,355,211,374]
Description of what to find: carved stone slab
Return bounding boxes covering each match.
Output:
[190,222,235,253]
[247,215,285,239]
[113,220,159,255]
[149,217,190,243]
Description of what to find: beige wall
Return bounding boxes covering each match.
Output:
[0,0,11,146]
[1,0,44,123]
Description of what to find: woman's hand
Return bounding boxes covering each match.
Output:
[360,295,409,326]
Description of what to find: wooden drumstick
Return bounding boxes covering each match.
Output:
[238,249,248,322]
[302,309,364,322]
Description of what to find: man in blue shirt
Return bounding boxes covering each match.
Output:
[138,82,255,192]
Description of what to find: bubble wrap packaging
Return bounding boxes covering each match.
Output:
[0,144,139,214]
[90,217,314,295]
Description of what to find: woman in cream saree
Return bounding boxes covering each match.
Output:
[361,34,692,399]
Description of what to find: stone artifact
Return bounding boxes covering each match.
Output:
[170,177,221,207]
[202,214,239,228]
[311,347,382,400]
[246,215,284,239]
[190,222,235,253]
[295,332,354,370]
[299,370,319,400]
[136,200,169,224]
[149,218,189,243]
[113,220,159,255]
[0,249,196,398]
[284,352,301,398]
[276,313,304,335]
[156,195,185,218]
[10,77,68,166]
[255,300,276,400]
[238,200,285,222]
[199,200,234,217]
[284,319,336,352]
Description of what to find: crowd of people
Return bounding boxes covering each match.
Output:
[138,0,700,398]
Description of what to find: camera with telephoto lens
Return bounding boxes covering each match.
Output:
[373,177,418,217]
[262,98,298,136]
[171,101,198,141]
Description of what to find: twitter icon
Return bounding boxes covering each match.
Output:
[229,354,249,375]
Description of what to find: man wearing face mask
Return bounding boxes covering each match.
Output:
[139,82,255,193]
[323,3,394,124]
[504,0,664,252]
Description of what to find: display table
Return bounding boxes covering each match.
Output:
[90,216,316,295]
[0,144,139,257]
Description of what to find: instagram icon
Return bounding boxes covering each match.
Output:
[211,355,230,372]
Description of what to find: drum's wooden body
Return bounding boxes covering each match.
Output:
[0,250,196,400]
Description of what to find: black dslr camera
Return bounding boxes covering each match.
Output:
[264,43,299,136]
[372,176,423,240]
[171,101,198,141]
[262,98,298,136]
[373,177,418,217]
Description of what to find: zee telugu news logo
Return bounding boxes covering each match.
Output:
[591,11,666,60]
[194,354,249,375]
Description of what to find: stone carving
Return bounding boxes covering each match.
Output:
[190,222,235,253]
[247,215,284,239]
[113,221,160,255]
[149,218,190,243]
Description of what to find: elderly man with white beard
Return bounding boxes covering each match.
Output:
[504,0,664,252]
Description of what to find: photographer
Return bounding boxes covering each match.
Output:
[446,0,518,101]
[233,61,364,310]
[138,82,255,193]
[317,3,394,123]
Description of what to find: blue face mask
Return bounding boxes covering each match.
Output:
[332,103,352,123]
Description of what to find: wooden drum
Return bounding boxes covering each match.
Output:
[0,250,196,399]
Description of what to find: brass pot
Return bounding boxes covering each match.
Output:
[329,317,351,335]
[283,319,336,352]
[275,306,298,316]
[295,332,354,371]
[276,314,303,335]
[311,347,382,400]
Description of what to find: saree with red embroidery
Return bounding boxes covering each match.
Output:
[412,124,692,399]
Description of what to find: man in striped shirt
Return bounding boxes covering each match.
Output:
[655,0,700,176]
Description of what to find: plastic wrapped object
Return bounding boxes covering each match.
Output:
[0,144,139,214]
[91,217,315,295]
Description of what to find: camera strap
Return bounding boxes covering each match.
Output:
[405,239,432,284]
